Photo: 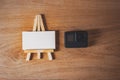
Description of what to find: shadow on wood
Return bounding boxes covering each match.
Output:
[88,29,102,47]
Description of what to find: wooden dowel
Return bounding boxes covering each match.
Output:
[33,16,37,31]
[37,51,42,59]
[48,52,53,60]
[37,15,40,31]
[26,52,31,61]
[39,15,45,31]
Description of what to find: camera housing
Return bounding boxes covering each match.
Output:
[65,31,88,48]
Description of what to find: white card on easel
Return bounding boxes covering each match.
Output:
[22,31,55,50]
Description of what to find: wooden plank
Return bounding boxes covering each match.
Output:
[0,0,120,80]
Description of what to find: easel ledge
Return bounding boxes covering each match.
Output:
[24,49,54,53]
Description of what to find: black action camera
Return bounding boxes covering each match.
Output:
[65,31,88,48]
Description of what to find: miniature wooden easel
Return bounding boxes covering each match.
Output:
[25,15,54,61]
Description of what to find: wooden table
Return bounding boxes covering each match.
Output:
[0,0,120,80]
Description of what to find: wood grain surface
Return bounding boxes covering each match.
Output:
[0,0,120,80]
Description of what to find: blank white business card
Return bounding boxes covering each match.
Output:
[22,31,55,50]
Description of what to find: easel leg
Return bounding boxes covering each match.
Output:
[48,52,53,60]
[37,51,42,59]
[26,52,31,61]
